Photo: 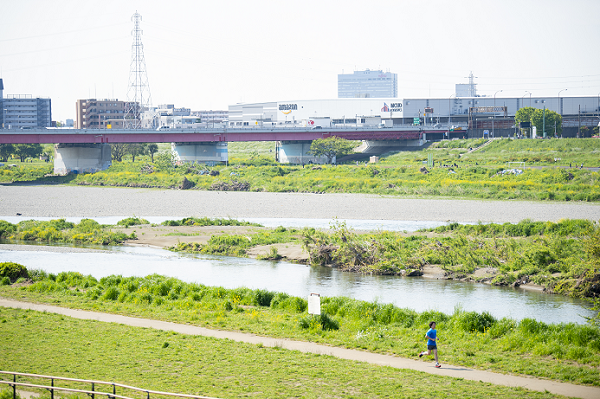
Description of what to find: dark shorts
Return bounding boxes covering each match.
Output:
[427,344,437,350]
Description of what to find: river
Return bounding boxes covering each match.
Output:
[0,216,595,325]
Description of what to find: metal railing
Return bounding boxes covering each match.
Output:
[0,372,220,399]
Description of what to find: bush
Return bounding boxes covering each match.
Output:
[298,313,339,331]
[117,217,149,227]
[452,309,496,333]
[0,262,29,282]
[253,289,275,307]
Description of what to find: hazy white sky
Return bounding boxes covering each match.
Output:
[1,0,599,122]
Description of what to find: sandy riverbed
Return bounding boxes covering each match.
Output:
[2,185,600,222]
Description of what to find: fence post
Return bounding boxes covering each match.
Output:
[91,382,95,399]
[50,378,54,399]
[146,391,150,399]
[112,384,116,396]
[12,374,16,399]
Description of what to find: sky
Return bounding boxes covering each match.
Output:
[1,0,599,123]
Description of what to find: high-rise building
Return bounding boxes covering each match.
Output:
[0,78,4,128]
[338,69,398,98]
[76,99,134,129]
[1,79,52,129]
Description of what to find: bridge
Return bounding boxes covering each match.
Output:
[0,126,446,174]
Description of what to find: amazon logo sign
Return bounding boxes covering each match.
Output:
[279,104,298,115]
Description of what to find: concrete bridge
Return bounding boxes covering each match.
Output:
[0,126,446,174]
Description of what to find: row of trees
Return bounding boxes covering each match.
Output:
[110,143,159,162]
[0,144,45,162]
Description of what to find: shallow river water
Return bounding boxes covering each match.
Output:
[1,236,594,325]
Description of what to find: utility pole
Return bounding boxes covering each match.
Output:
[543,106,546,138]
[578,105,581,138]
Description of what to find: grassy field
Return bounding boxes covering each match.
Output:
[0,269,598,388]
[0,307,565,399]
[1,138,599,201]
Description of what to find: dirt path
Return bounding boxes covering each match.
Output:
[2,298,598,399]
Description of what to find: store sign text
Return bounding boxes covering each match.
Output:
[279,104,297,111]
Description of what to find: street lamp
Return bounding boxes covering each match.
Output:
[448,93,454,127]
[558,88,567,115]
[493,90,502,137]
[524,91,532,107]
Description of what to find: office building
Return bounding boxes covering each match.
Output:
[1,79,52,129]
[338,69,398,98]
[75,99,134,129]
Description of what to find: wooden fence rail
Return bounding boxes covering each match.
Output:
[0,372,220,399]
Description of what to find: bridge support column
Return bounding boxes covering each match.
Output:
[358,139,425,154]
[277,141,328,164]
[172,142,228,165]
[54,143,112,175]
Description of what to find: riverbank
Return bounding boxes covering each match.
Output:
[1,268,599,389]
[2,185,600,222]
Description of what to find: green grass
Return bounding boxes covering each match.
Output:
[0,307,570,399]
[0,271,598,387]
[0,219,134,246]
[2,138,599,201]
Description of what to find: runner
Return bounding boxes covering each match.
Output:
[418,321,441,368]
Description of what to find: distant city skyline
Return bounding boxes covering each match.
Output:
[1,0,599,123]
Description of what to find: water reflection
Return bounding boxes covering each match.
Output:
[0,216,450,232]
[1,244,593,325]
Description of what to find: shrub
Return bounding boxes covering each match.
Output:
[117,217,149,227]
[0,220,17,237]
[0,262,29,282]
[452,309,496,333]
[299,313,339,331]
[102,286,120,301]
[253,289,275,307]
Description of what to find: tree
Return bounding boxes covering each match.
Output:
[307,137,356,164]
[515,107,563,137]
[127,143,147,162]
[154,151,176,171]
[531,108,562,137]
[0,144,15,162]
[110,143,128,162]
[13,144,43,162]
[147,144,158,162]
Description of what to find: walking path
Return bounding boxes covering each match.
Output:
[2,298,599,399]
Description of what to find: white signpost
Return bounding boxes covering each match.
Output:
[308,293,321,315]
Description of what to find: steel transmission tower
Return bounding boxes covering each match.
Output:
[124,11,152,129]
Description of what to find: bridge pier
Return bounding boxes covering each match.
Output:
[54,143,112,175]
[357,139,425,153]
[277,141,329,165]
[172,142,228,165]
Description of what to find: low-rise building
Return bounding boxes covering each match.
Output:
[75,99,136,129]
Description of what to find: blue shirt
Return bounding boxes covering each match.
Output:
[426,328,437,346]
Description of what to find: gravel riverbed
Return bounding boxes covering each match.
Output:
[2,185,600,223]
